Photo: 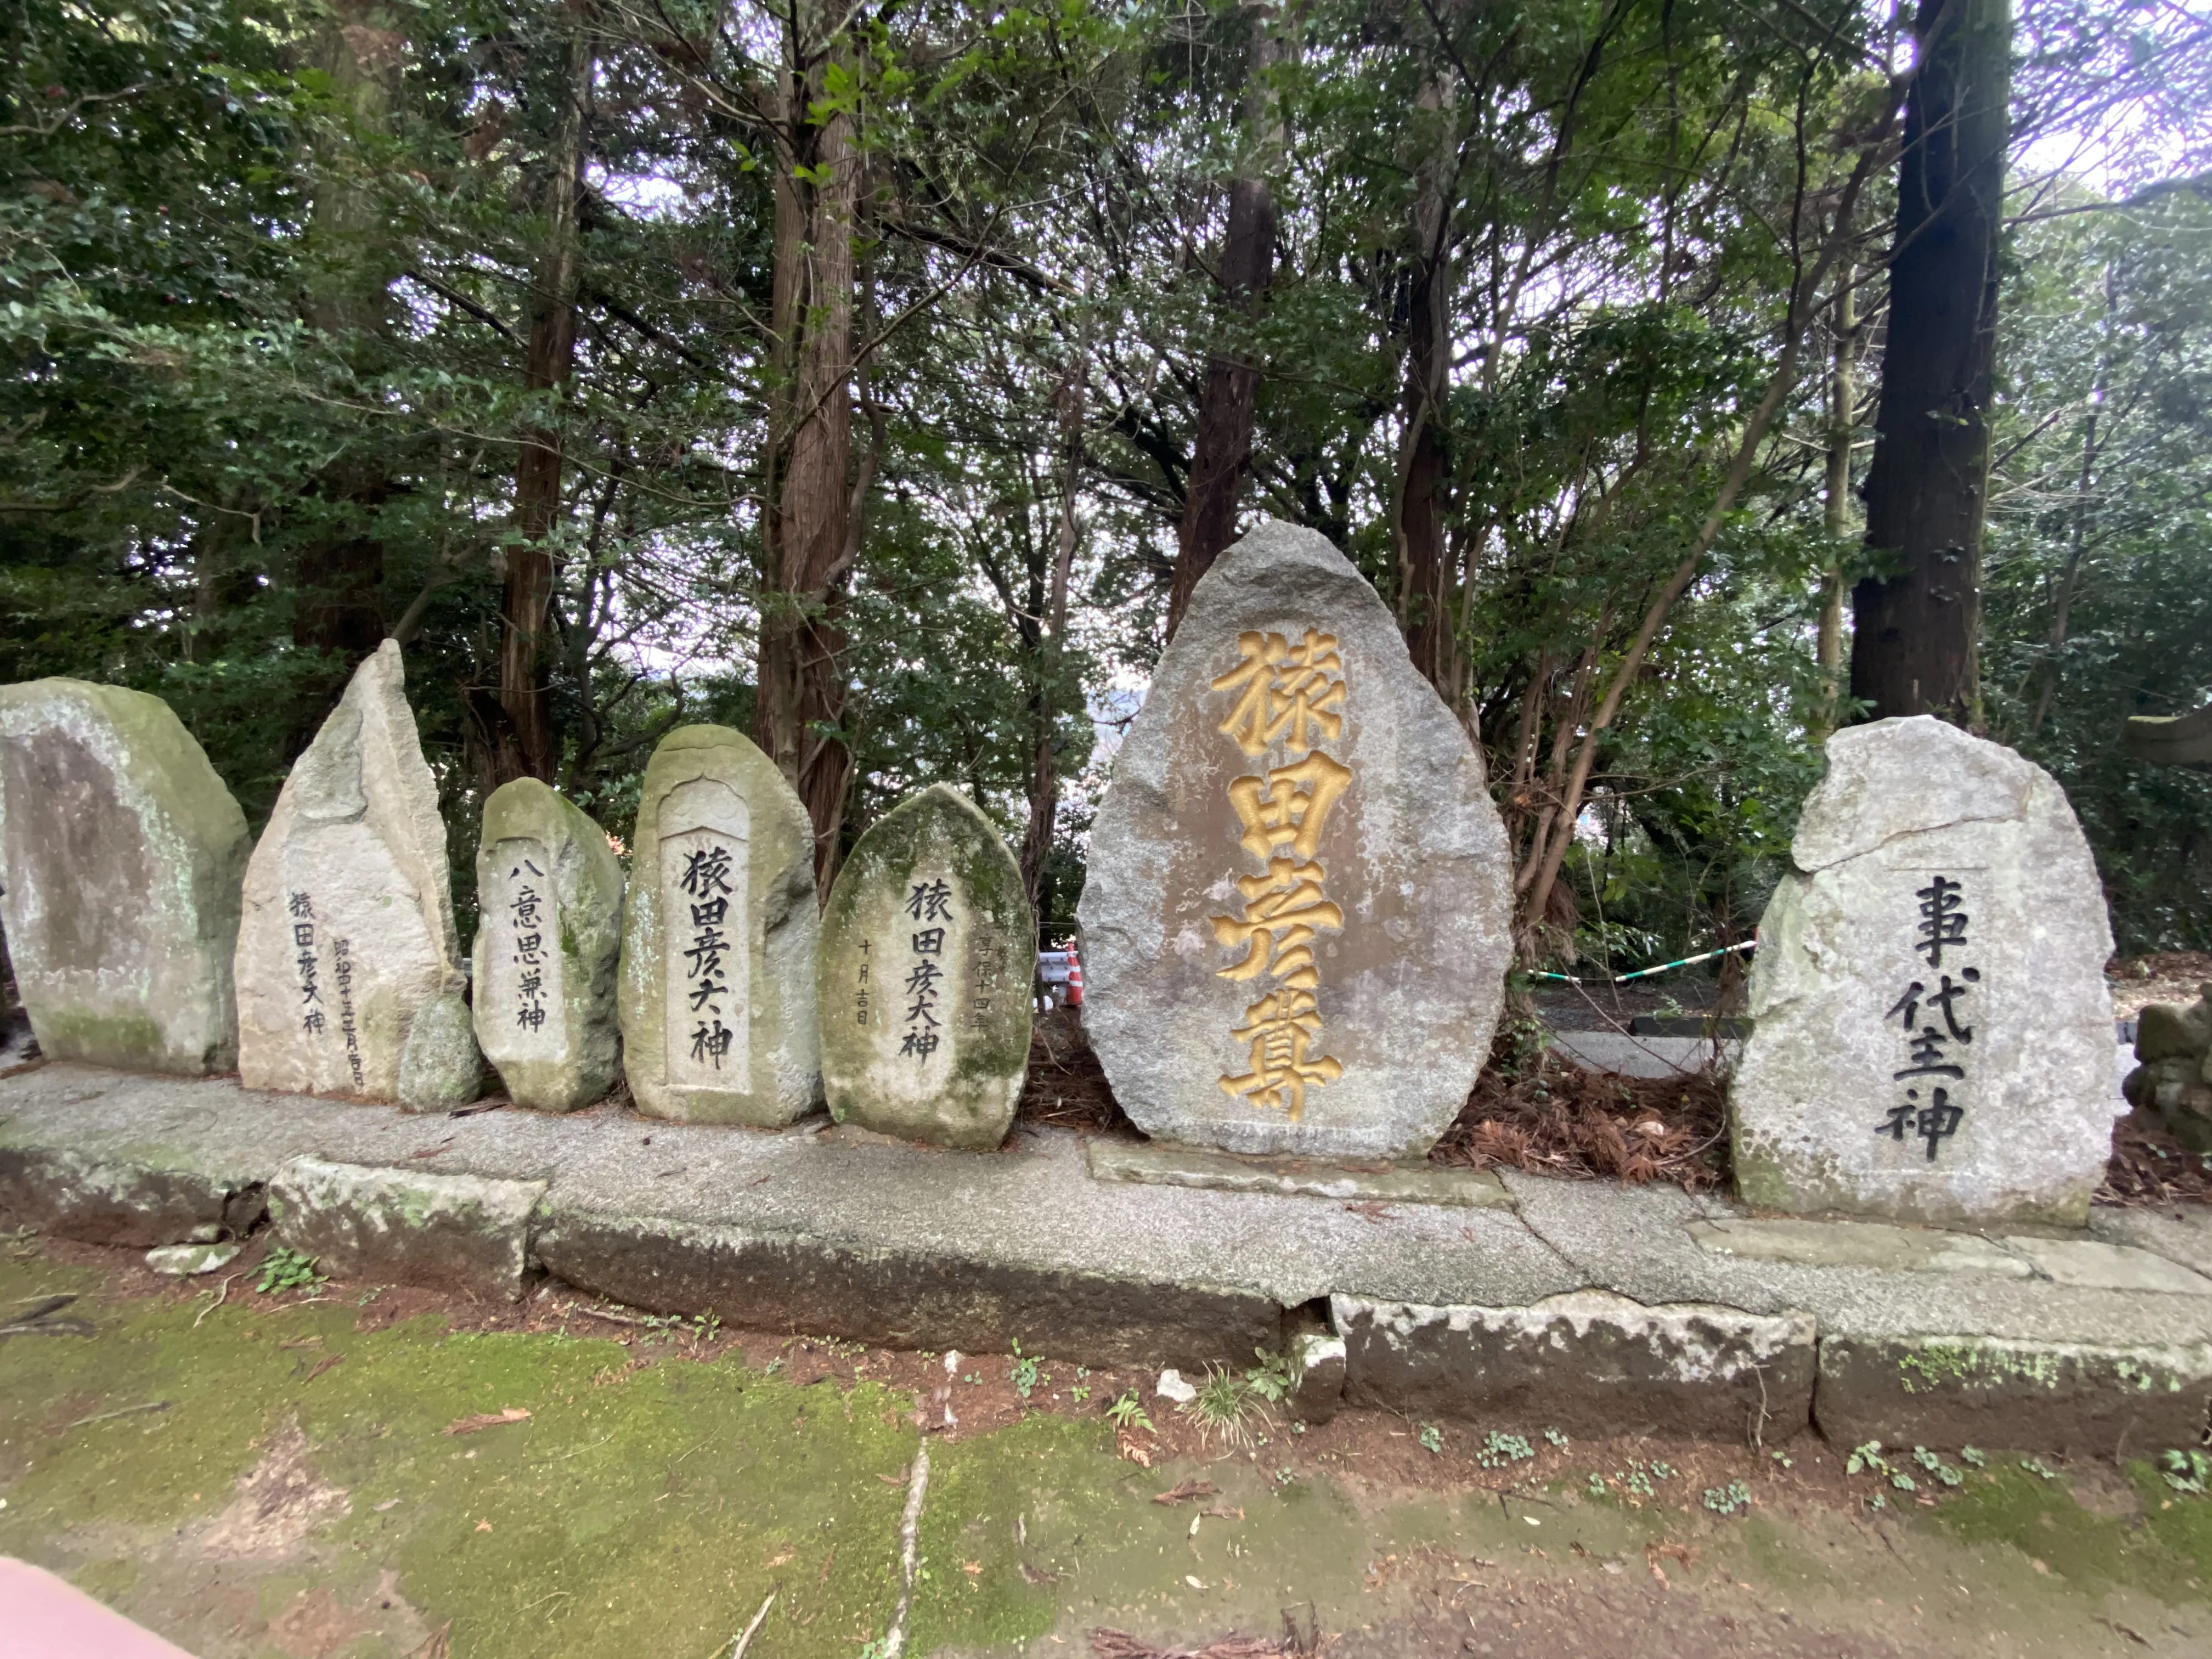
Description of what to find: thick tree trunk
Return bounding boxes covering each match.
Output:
[755,13,861,890]
[1396,71,1457,693]
[1849,0,2010,724]
[1164,6,1282,641]
[1021,371,1084,913]
[290,3,403,713]
[495,17,594,786]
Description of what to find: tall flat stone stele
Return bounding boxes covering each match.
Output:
[0,679,250,1073]
[818,784,1034,1149]
[1077,520,1513,1160]
[618,725,820,1125]
[234,641,465,1100]
[472,778,625,1111]
[1729,716,2118,1227]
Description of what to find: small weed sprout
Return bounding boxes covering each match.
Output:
[1105,1390,1153,1434]
[1911,1447,1963,1488]
[1845,1442,1889,1477]
[1543,1427,1568,1449]
[1866,1493,1887,1511]
[1010,1340,1044,1400]
[1587,1473,1608,1498]
[1245,1347,1297,1404]
[256,1246,324,1296]
[2019,1458,2061,1481]
[1069,1385,1090,1405]
[1960,1446,1987,1468]
[2160,1449,2211,1495]
[1474,1431,1534,1469]
[1703,1480,1751,1516]
[1418,1423,1443,1455]
[1889,1472,1917,1492]
[1180,1367,1267,1447]
[1769,1450,1794,1469]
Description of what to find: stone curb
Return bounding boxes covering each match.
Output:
[531,1205,1284,1373]
[267,1156,546,1303]
[1333,1290,1817,1442]
[0,1142,265,1248]
[1813,1331,2212,1458]
[1086,1138,1515,1208]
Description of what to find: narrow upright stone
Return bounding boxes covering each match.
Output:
[1077,520,1513,1160]
[0,679,250,1073]
[617,725,820,1124]
[473,778,624,1110]
[1730,716,2118,1226]
[818,784,1034,1148]
[233,641,464,1099]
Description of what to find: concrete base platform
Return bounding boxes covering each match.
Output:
[5,1061,2212,1452]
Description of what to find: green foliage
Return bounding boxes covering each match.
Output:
[1009,1340,1043,1400]
[1473,1431,1534,1469]
[1417,1423,1442,1455]
[2160,1449,2210,1496]
[1103,1391,1152,1434]
[254,1245,324,1296]
[1703,1480,1751,1516]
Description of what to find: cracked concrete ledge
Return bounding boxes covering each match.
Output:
[1085,1137,1515,1208]
[269,1156,545,1302]
[7,1063,2212,1448]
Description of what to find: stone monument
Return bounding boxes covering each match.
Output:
[472,777,624,1110]
[817,783,1034,1148]
[1077,519,1514,1160]
[233,641,468,1100]
[2121,984,2212,1150]
[1729,715,2118,1226]
[617,725,820,1124]
[0,679,250,1073]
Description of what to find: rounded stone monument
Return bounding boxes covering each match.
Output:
[1729,715,2119,1226]
[472,777,625,1111]
[1077,519,1514,1160]
[617,725,820,1125]
[0,678,250,1074]
[817,783,1034,1149]
[233,641,467,1101]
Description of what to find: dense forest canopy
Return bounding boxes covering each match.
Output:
[3,0,2210,965]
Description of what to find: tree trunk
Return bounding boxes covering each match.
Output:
[1395,70,1457,693]
[2028,259,2115,736]
[495,14,594,786]
[1164,4,1283,641]
[290,3,404,715]
[1849,0,2010,725]
[755,8,862,891]
[1021,367,1085,914]
[1807,275,1859,745]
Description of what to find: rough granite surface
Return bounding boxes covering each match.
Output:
[472,778,625,1110]
[233,642,462,1100]
[268,1154,544,1301]
[396,990,484,1112]
[617,725,820,1125]
[817,783,1032,1148]
[1729,716,2119,1226]
[1078,521,1513,1159]
[0,678,250,1074]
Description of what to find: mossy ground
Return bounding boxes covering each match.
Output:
[5,1249,2212,1658]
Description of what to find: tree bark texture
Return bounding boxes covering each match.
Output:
[495,15,594,786]
[1850,0,2010,724]
[1807,276,1860,746]
[1021,369,1085,914]
[754,12,861,890]
[1164,7,1283,641]
[1395,70,1458,693]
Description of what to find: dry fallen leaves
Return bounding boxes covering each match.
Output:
[443,1407,531,1436]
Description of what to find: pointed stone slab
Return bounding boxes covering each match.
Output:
[1077,520,1514,1160]
[473,778,624,1110]
[818,784,1033,1149]
[233,641,463,1099]
[618,725,820,1125]
[0,679,250,1073]
[1729,716,2118,1227]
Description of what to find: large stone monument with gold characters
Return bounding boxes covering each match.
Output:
[1078,520,1514,1160]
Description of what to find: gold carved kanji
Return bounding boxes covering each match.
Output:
[1207,629,1352,1119]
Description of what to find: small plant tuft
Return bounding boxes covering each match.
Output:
[1960,1446,1986,1468]
[1105,1390,1153,1434]
[2019,1457,2061,1481]
[256,1245,324,1296]
[1703,1480,1751,1516]
[1010,1340,1043,1400]
[1543,1427,1568,1449]
[1179,1366,1267,1448]
[1474,1431,1534,1469]
[1418,1423,1443,1455]
[2160,1449,2210,1495]
[1845,1441,1888,1476]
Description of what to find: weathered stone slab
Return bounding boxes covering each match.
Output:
[617,726,820,1125]
[2120,983,2212,1149]
[1079,521,1513,1160]
[267,1155,545,1301]
[0,679,250,1074]
[0,1141,267,1246]
[234,642,463,1099]
[1729,716,2118,1227]
[1086,1137,1515,1209]
[1689,1216,2033,1278]
[1334,1290,1816,1441]
[472,778,625,1110]
[1814,1331,2212,1455]
[818,784,1032,1148]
